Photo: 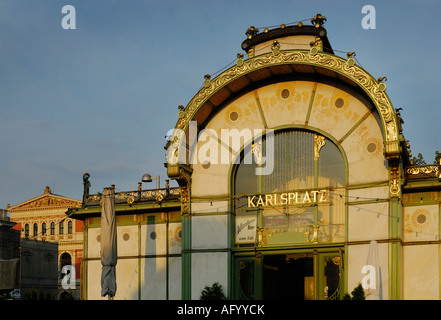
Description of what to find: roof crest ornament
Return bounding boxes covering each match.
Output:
[311,13,327,27]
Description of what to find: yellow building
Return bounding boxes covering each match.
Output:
[70,15,441,300]
[8,186,83,299]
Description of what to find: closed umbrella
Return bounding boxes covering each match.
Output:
[101,187,117,298]
[365,240,381,300]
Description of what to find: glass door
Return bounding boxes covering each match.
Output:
[234,250,344,300]
[318,251,343,300]
[234,257,261,300]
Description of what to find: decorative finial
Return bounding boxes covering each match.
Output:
[311,13,327,27]
[178,105,184,110]
[236,53,244,66]
[203,74,211,88]
[347,52,356,58]
[245,26,259,39]
[377,77,387,91]
[271,40,280,54]
[44,186,51,194]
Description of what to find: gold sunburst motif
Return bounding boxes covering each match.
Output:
[313,90,359,124]
[365,136,383,157]
[224,105,243,125]
[273,84,297,105]
[170,225,182,246]
[405,208,430,234]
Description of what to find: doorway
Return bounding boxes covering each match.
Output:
[263,254,314,300]
[234,250,342,300]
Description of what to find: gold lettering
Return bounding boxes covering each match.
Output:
[311,190,319,202]
[303,191,311,203]
[248,196,256,207]
[319,190,327,202]
[280,193,287,205]
[288,193,295,205]
[246,189,330,207]
[265,194,273,206]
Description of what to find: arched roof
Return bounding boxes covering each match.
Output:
[168,21,401,183]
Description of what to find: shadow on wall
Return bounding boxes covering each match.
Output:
[118,215,182,300]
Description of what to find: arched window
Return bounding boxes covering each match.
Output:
[50,222,55,235]
[60,252,72,270]
[42,222,46,235]
[33,223,38,237]
[24,224,29,237]
[234,130,346,245]
[68,221,73,234]
[59,221,64,235]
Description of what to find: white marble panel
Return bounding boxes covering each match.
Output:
[168,256,182,300]
[348,202,389,241]
[86,259,106,300]
[403,245,439,299]
[117,225,138,257]
[191,252,228,300]
[114,258,139,300]
[192,215,228,250]
[87,227,101,259]
[141,224,167,256]
[347,242,389,300]
[140,257,166,300]
[191,200,229,214]
[348,186,389,203]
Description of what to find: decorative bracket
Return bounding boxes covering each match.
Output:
[314,134,326,160]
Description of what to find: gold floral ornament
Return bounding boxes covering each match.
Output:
[127,196,135,205]
[174,45,400,159]
[314,134,326,160]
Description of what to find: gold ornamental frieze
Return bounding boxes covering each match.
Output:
[175,49,400,158]
[406,165,439,175]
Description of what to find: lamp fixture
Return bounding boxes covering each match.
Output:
[142,173,160,189]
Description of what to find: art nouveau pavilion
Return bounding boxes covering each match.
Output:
[69,15,441,300]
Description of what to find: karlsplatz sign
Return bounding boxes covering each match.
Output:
[247,189,329,208]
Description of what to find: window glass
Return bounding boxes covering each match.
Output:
[234,130,346,245]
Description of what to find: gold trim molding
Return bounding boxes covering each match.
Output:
[406,165,439,175]
[174,49,400,159]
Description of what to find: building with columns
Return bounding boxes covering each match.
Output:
[69,15,441,300]
[8,186,83,299]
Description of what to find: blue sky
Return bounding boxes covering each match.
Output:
[0,0,440,207]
